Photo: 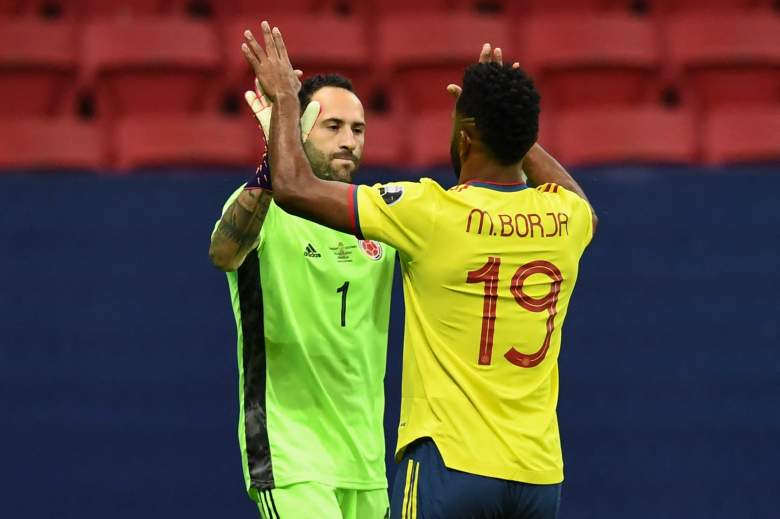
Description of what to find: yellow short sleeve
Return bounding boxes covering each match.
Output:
[355,179,439,257]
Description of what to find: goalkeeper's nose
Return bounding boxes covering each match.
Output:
[337,128,359,152]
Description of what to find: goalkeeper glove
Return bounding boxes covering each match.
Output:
[244,79,320,191]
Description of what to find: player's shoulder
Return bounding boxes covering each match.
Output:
[535,182,559,194]
[534,183,587,206]
[366,177,445,203]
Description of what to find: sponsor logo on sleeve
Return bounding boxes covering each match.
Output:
[379,185,404,206]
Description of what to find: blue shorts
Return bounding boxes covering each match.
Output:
[390,438,562,519]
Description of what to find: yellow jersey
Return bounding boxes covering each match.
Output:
[352,178,594,484]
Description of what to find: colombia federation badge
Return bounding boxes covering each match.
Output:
[359,240,383,261]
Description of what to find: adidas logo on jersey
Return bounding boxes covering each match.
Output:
[304,243,321,258]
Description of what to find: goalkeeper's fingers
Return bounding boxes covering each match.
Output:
[244,90,272,138]
[301,101,321,142]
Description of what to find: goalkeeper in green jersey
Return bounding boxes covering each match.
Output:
[209,73,395,519]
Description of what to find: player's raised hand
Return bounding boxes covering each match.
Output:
[446,43,521,100]
[241,21,300,104]
[244,76,321,143]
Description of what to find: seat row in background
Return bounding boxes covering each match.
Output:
[1,0,778,19]
[2,8,778,115]
[1,104,778,170]
[0,2,778,170]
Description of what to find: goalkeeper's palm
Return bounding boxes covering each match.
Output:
[244,79,320,142]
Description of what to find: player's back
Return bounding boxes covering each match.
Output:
[356,177,594,485]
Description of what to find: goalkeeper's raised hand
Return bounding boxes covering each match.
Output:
[244,78,320,191]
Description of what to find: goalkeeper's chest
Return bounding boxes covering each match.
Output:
[266,220,393,279]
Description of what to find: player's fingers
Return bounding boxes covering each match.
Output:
[254,78,271,108]
[243,30,267,63]
[446,84,462,99]
[294,69,303,78]
[241,42,263,78]
[493,47,503,65]
[478,43,491,63]
[512,62,520,69]
[260,21,277,60]
[272,26,292,66]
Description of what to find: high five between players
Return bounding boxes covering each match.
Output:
[240,21,597,519]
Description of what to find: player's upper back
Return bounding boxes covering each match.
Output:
[356,177,593,368]
[358,177,592,282]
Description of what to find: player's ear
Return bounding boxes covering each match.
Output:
[459,130,472,161]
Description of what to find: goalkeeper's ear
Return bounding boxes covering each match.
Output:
[301,101,321,142]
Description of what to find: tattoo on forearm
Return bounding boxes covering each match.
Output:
[212,189,272,259]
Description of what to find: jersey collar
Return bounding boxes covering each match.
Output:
[462,179,528,192]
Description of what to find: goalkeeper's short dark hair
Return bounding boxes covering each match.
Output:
[298,74,355,107]
[456,63,541,165]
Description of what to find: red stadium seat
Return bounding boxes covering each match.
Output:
[361,113,404,167]
[378,13,510,114]
[652,0,774,14]
[665,13,780,110]
[703,107,780,164]
[0,118,103,169]
[551,107,697,166]
[408,109,453,167]
[0,19,77,116]
[77,0,170,18]
[207,0,319,18]
[0,0,21,16]
[114,114,256,169]
[223,14,371,99]
[372,0,453,15]
[83,18,220,120]
[522,14,661,111]
[12,0,173,19]
[459,0,633,14]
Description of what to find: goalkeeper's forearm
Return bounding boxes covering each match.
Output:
[209,187,272,272]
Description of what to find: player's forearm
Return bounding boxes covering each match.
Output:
[523,144,586,198]
[268,94,309,200]
[209,188,272,271]
[268,94,354,233]
[524,144,598,232]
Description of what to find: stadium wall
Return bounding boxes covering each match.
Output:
[1,166,778,518]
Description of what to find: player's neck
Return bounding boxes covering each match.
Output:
[457,160,525,186]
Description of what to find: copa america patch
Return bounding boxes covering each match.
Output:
[359,240,383,260]
[379,185,404,206]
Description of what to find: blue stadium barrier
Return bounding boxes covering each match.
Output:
[1,165,778,518]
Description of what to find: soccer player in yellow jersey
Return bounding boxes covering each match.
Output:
[241,21,598,518]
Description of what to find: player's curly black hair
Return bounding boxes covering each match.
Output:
[298,73,355,107]
[456,63,541,165]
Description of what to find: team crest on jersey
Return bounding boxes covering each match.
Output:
[379,185,404,206]
[359,240,383,260]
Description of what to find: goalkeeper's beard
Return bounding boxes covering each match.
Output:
[303,140,358,183]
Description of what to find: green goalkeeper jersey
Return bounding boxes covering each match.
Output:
[217,187,396,497]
